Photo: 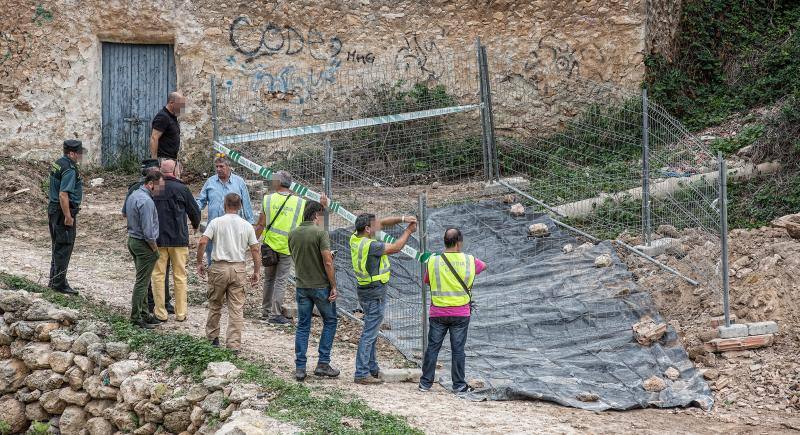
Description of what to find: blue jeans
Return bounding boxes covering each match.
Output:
[354,297,387,379]
[419,316,470,392]
[295,288,338,369]
[205,241,213,267]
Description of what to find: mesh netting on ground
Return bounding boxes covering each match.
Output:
[330,200,713,411]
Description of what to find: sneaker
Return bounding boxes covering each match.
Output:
[354,376,384,385]
[314,364,340,378]
[418,384,431,392]
[268,315,291,325]
[133,320,155,330]
[209,338,220,347]
[295,368,307,381]
[455,385,475,394]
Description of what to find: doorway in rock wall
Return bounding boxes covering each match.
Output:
[101,42,177,167]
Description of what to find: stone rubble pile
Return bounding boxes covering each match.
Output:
[0,288,298,434]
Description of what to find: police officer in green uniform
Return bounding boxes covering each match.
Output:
[48,140,85,295]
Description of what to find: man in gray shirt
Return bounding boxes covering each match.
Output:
[124,171,166,329]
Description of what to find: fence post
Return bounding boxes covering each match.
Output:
[480,44,500,181]
[718,152,731,328]
[323,138,333,233]
[211,75,219,142]
[476,39,491,181]
[641,88,652,247]
[418,192,429,355]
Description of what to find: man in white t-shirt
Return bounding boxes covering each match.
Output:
[196,193,260,353]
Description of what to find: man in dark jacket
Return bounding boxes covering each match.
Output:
[123,159,174,314]
[150,159,201,322]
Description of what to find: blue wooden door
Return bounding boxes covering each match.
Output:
[101,43,176,166]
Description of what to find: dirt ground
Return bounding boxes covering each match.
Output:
[2,162,799,434]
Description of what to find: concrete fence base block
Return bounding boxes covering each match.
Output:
[633,238,680,257]
[747,321,778,336]
[381,368,422,383]
[710,315,737,328]
[718,323,748,339]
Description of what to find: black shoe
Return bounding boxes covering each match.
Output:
[54,287,78,295]
[455,385,475,394]
[144,315,164,325]
[268,315,291,325]
[314,364,340,378]
[295,368,307,381]
[210,338,220,347]
[166,305,175,315]
[134,320,155,330]
[370,370,382,379]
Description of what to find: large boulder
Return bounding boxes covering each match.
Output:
[23,300,57,321]
[105,342,130,360]
[201,390,225,414]
[0,396,27,434]
[0,290,34,312]
[86,417,115,435]
[202,361,242,380]
[163,410,192,433]
[48,351,75,374]
[25,369,64,391]
[59,387,91,406]
[60,405,88,435]
[134,400,164,424]
[25,401,49,421]
[40,389,68,414]
[71,331,102,355]
[161,396,190,413]
[35,321,62,341]
[73,355,93,373]
[103,403,137,432]
[106,360,142,387]
[84,375,119,400]
[0,358,29,393]
[50,329,76,352]
[85,399,116,417]
[65,366,85,390]
[120,374,153,404]
[216,409,300,435]
[185,384,209,403]
[228,383,259,404]
[20,342,51,369]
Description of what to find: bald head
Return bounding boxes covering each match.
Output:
[444,227,463,249]
[160,159,176,175]
[166,92,186,115]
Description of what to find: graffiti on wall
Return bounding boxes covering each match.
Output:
[522,34,607,93]
[395,33,443,80]
[229,16,343,61]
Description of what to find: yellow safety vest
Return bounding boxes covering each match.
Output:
[349,234,391,286]
[261,192,305,255]
[427,252,475,307]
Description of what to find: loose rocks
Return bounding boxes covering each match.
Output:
[642,376,666,392]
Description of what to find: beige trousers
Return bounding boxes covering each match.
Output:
[205,261,246,350]
[151,247,189,321]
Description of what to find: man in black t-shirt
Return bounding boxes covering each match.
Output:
[150,92,186,159]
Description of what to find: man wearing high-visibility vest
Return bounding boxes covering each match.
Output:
[350,212,417,385]
[254,170,327,325]
[419,227,486,394]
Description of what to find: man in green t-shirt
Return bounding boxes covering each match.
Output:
[288,200,339,381]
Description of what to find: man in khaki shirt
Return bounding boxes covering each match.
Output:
[196,193,260,353]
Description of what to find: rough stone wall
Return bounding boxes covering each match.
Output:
[646,0,684,60]
[1,0,652,163]
[0,288,295,434]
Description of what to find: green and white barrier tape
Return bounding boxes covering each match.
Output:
[218,104,480,146]
[214,141,434,263]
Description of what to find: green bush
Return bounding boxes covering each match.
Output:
[711,124,764,155]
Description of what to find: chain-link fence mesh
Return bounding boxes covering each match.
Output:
[212,42,725,362]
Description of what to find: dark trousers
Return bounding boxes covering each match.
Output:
[48,204,76,291]
[419,316,470,392]
[128,237,159,322]
[147,259,171,312]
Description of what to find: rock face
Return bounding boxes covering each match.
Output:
[0,288,269,434]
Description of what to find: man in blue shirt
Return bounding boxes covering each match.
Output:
[196,156,255,266]
[48,140,85,295]
[125,171,166,329]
